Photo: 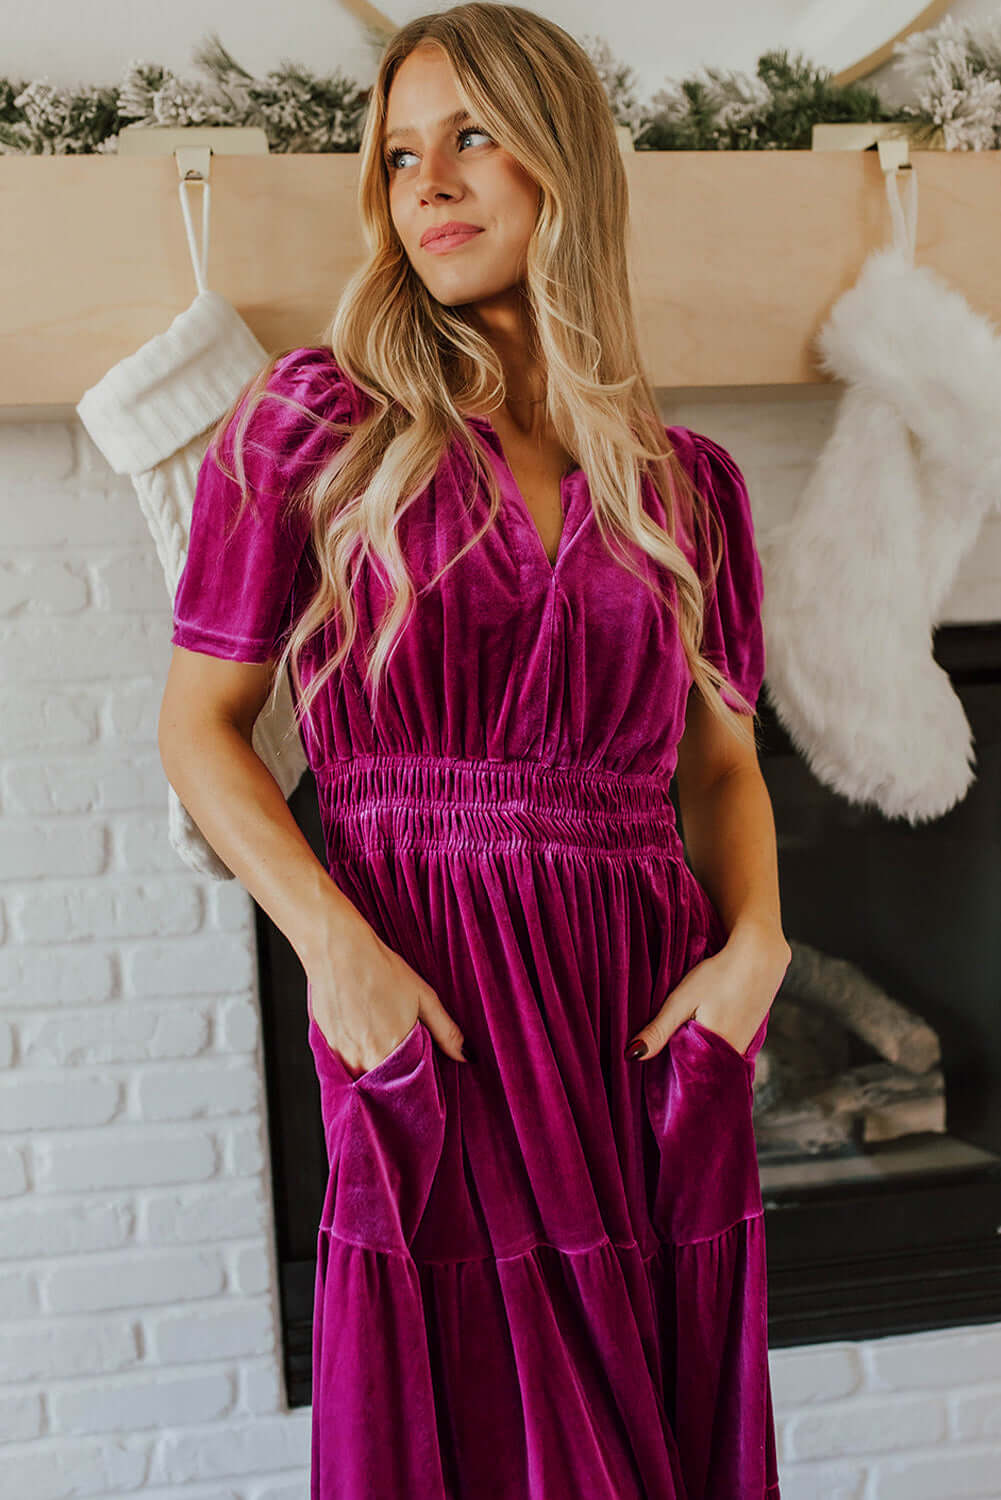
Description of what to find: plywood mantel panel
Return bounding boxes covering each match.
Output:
[1,148,996,410]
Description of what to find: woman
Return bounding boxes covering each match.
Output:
[159,5,790,1497]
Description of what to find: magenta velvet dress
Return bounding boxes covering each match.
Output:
[171,348,780,1500]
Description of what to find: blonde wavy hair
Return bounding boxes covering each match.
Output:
[208,1,758,755]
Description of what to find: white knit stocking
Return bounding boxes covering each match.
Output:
[76,291,309,880]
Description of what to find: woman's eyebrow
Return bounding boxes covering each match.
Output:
[383,108,473,147]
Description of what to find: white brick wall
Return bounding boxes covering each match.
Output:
[1,415,309,1496]
[1,399,1000,1499]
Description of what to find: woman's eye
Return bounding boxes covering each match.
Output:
[385,126,491,171]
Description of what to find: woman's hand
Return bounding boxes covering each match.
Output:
[626,928,790,1061]
[306,916,472,1078]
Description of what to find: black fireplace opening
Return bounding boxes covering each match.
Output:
[748,621,1001,1347]
[256,622,1001,1407]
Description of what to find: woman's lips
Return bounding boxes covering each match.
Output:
[423,228,484,254]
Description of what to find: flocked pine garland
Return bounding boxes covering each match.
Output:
[4,9,1001,156]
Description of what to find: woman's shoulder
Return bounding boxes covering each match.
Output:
[661,422,762,610]
[260,345,372,425]
[664,423,755,540]
[664,423,739,486]
[663,422,698,469]
[668,423,765,704]
[171,347,368,663]
[214,346,373,485]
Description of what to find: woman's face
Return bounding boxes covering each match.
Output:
[382,43,541,310]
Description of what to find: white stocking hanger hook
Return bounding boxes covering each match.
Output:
[877,135,918,266]
[114,123,269,297]
[175,145,212,296]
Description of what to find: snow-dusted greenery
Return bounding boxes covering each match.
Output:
[892,10,1001,150]
[3,11,1000,156]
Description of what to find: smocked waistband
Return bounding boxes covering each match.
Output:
[314,753,684,862]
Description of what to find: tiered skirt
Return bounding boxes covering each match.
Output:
[306,753,780,1499]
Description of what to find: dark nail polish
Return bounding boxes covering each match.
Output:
[461,1040,479,1063]
[625,1038,647,1059]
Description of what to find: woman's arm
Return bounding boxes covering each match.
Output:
[158,647,471,1072]
[673,690,789,968]
[158,646,358,974]
[624,690,790,1061]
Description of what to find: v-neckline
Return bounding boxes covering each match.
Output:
[463,412,583,575]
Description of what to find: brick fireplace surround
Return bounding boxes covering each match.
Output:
[3,390,1001,1500]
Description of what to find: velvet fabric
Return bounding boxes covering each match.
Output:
[172,348,779,1499]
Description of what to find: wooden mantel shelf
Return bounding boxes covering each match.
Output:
[2,148,999,411]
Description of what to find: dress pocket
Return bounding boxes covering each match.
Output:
[690,1007,771,1068]
[642,1018,764,1245]
[307,990,446,1254]
[308,1009,422,1085]
[688,1014,754,1064]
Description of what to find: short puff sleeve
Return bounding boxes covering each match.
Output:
[687,431,766,714]
[170,347,360,664]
